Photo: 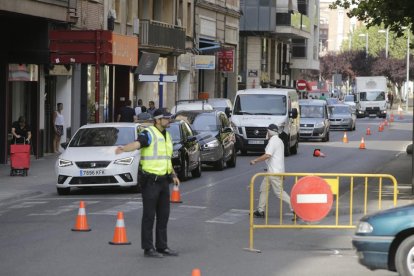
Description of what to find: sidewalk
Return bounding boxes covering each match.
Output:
[0,153,58,204]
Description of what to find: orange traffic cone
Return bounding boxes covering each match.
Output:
[313,149,326,157]
[109,212,131,245]
[170,184,183,203]
[342,132,348,143]
[359,137,366,150]
[390,113,394,122]
[378,124,383,132]
[192,268,201,276]
[366,128,371,135]
[72,201,91,232]
[384,120,389,127]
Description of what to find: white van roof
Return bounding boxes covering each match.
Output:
[236,88,297,95]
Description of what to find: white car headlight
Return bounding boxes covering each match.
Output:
[114,157,134,165]
[58,159,73,167]
[356,221,373,234]
[315,122,325,128]
[172,151,179,158]
[204,139,220,148]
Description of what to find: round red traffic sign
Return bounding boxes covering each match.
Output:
[296,79,307,91]
[290,176,333,222]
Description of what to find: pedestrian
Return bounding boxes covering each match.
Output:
[135,98,144,116]
[115,108,180,258]
[250,124,292,218]
[319,93,327,100]
[137,106,152,120]
[53,103,65,153]
[11,116,31,144]
[117,99,137,122]
[147,100,156,117]
[387,91,394,109]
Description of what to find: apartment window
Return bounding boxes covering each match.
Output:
[113,0,121,22]
[225,25,238,45]
[298,0,307,15]
[292,38,307,58]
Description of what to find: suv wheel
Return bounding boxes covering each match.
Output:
[191,157,202,178]
[178,159,189,181]
[226,147,237,168]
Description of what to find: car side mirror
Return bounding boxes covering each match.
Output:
[61,142,69,149]
[290,108,298,119]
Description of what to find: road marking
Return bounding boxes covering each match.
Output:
[206,209,249,224]
[9,201,48,209]
[28,201,99,216]
[170,205,206,220]
[89,201,142,215]
[297,194,328,204]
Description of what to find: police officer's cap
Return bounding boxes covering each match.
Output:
[153,108,172,119]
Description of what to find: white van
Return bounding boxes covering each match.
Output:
[231,88,299,156]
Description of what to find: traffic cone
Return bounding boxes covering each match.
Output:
[72,201,91,232]
[109,212,131,245]
[384,120,389,127]
[342,132,348,143]
[366,128,371,135]
[359,137,366,150]
[390,113,395,122]
[313,149,326,157]
[192,268,201,276]
[378,124,383,132]
[170,184,183,203]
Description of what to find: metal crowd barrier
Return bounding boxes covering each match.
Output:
[244,172,398,253]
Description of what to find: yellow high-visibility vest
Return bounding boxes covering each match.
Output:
[140,125,173,176]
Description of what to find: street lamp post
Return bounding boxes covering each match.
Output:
[358,33,369,58]
[378,28,389,58]
[406,30,410,111]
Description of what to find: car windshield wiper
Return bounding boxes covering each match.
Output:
[255,112,273,115]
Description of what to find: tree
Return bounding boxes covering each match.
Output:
[330,0,414,37]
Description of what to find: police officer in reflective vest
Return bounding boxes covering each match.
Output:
[115,108,180,258]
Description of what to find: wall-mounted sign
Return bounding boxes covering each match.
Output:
[194,55,215,70]
[218,50,234,72]
[248,69,258,77]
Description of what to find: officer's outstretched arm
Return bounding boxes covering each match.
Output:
[115,141,141,154]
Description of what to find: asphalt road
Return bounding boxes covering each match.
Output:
[0,116,412,276]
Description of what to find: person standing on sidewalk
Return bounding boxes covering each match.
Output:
[115,108,180,258]
[250,124,292,218]
[53,103,65,153]
[117,99,136,122]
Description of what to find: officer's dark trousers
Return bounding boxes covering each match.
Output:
[141,174,170,250]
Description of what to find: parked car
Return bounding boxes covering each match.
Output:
[170,100,213,114]
[55,123,141,195]
[168,120,202,181]
[207,98,233,117]
[174,110,237,170]
[328,104,356,131]
[299,99,330,142]
[353,203,414,275]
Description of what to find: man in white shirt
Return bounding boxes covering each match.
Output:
[250,124,291,218]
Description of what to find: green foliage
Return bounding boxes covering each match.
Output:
[330,0,414,37]
[341,25,411,59]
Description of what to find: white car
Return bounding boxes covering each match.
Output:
[55,123,141,195]
[343,94,357,112]
[170,102,213,114]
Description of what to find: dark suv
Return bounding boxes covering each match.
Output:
[173,110,237,170]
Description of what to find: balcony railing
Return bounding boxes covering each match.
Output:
[139,19,185,53]
[276,12,311,33]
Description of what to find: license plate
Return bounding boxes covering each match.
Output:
[301,129,313,134]
[248,140,264,145]
[80,169,105,176]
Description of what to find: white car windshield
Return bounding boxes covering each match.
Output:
[69,127,135,147]
[233,94,287,115]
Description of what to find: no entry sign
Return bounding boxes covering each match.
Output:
[291,176,333,222]
[296,79,307,91]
